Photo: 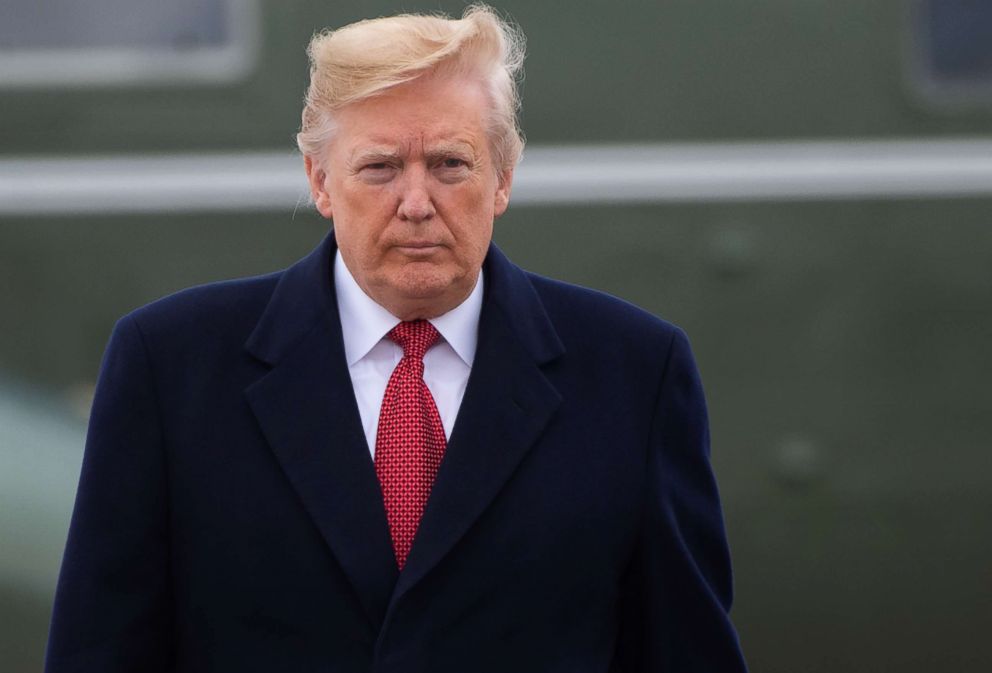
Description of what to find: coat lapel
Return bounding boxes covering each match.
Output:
[241,234,566,630]
[243,233,398,629]
[389,244,565,609]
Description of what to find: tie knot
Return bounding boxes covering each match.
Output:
[388,320,441,361]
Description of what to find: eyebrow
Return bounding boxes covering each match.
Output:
[349,141,478,166]
[424,142,477,163]
[349,148,402,166]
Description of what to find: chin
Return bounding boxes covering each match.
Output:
[393,278,451,302]
[391,266,459,296]
[381,267,475,317]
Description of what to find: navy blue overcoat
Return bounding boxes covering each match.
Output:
[47,232,747,672]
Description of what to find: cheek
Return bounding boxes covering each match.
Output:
[334,190,394,246]
[456,215,494,267]
[456,199,494,252]
[337,227,378,271]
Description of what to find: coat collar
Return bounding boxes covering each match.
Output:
[243,230,564,634]
[245,231,563,368]
[243,232,338,366]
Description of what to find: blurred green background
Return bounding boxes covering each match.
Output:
[2,1,991,671]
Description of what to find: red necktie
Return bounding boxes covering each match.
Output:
[374,320,446,569]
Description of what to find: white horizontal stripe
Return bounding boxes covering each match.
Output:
[2,138,992,215]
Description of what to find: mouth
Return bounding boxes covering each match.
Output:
[393,242,444,256]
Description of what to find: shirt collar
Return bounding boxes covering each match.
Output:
[334,249,482,367]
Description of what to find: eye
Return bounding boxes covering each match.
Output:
[361,162,397,174]
[358,162,396,184]
[434,157,471,182]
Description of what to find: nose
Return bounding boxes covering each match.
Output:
[396,166,436,222]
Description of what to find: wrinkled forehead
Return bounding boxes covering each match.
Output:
[328,74,493,157]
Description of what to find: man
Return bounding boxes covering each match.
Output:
[47,6,747,672]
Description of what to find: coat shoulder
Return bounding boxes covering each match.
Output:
[519,270,694,393]
[124,270,283,345]
[525,271,683,347]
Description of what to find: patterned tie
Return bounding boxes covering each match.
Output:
[374,320,446,569]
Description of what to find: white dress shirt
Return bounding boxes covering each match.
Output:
[333,250,482,457]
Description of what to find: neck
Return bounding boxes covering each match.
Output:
[375,283,476,321]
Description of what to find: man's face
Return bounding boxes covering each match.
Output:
[306,73,513,320]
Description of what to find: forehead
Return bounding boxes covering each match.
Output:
[330,74,491,156]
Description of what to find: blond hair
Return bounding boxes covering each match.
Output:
[297,4,526,174]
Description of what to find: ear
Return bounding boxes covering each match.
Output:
[493,167,514,218]
[304,155,334,220]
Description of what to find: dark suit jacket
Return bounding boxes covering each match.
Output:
[46,232,747,672]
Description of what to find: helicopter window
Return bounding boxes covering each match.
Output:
[911,0,992,106]
[0,0,259,88]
